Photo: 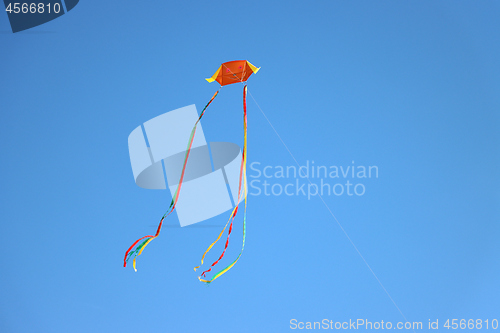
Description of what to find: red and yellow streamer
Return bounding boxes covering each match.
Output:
[196,85,248,283]
[124,90,219,271]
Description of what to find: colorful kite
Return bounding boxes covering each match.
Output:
[124,60,260,283]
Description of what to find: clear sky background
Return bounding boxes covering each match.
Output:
[1,1,499,332]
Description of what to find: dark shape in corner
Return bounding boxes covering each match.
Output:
[3,0,79,33]
[64,0,78,12]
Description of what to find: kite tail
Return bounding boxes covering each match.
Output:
[198,85,248,283]
[193,205,236,272]
[199,213,235,277]
[124,89,220,271]
[198,134,246,277]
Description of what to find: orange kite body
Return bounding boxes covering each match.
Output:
[206,60,260,86]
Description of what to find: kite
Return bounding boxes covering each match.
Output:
[124,60,260,284]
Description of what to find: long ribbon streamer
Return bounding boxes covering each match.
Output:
[197,85,248,283]
[198,128,246,277]
[124,89,220,271]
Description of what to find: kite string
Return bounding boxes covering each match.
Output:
[124,89,220,271]
[246,90,414,331]
[199,85,248,283]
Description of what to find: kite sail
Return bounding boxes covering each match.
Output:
[206,60,260,86]
[124,60,259,283]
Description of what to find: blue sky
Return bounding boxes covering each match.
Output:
[1,1,499,332]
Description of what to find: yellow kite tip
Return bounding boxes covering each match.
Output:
[246,61,260,74]
[206,78,216,83]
